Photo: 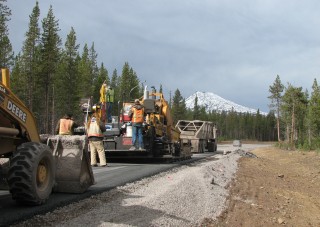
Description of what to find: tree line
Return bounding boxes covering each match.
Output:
[269,75,320,150]
[3,1,317,148]
[170,89,277,142]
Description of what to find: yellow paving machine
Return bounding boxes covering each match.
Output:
[102,86,192,160]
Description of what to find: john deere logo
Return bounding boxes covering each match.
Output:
[7,100,27,123]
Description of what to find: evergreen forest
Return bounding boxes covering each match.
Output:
[1,1,320,150]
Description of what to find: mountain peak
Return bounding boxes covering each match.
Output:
[185,91,265,115]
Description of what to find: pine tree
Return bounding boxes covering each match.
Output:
[110,69,120,114]
[268,75,284,141]
[193,95,200,120]
[309,79,320,134]
[110,69,118,88]
[0,0,14,68]
[78,42,99,102]
[129,67,140,99]
[39,5,61,133]
[89,42,99,99]
[120,62,130,101]
[55,27,80,123]
[119,62,139,101]
[303,79,320,148]
[281,84,308,149]
[10,54,25,96]
[198,106,207,121]
[78,44,91,98]
[20,1,41,111]
[265,112,277,141]
[255,109,262,140]
[171,89,186,123]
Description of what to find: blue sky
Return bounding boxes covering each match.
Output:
[6,0,320,112]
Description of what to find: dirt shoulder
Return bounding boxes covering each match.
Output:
[209,147,320,227]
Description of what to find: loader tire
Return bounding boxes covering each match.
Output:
[8,142,55,205]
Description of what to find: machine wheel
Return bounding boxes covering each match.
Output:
[207,141,213,152]
[201,140,206,153]
[145,126,155,152]
[173,142,181,157]
[7,142,55,205]
[207,140,216,152]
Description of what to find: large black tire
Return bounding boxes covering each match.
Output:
[207,140,217,152]
[145,127,155,152]
[173,142,181,157]
[7,142,55,205]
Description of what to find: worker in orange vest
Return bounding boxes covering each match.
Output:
[128,99,145,150]
[55,113,77,135]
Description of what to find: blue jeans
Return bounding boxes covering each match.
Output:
[107,102,113,122]
[132,123,144,148]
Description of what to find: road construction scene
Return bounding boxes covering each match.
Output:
[2,65,319,226]
[0,67,220,225]
[2,1,320,226]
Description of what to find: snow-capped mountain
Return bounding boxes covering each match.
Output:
[185,91,266,115]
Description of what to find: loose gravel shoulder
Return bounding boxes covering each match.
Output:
[14,150,244,227]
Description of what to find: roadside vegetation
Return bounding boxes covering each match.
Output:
[269,75,320,151]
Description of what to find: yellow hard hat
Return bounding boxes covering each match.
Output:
[92,105,100,112]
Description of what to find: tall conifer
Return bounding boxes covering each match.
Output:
[21,1,41,111]
[40,5,61,133]
[268,75,284,141]
[0,0,13,67]
[55,27,80,122]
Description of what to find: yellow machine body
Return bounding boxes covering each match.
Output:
[0,69,94,205]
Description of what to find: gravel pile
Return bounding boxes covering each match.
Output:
[234,149,258,158]
[14,152,241,227]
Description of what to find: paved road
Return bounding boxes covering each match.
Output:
[0,153,214,226]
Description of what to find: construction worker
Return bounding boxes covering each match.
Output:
[55,113,77,135]
[106,85,115,123]
[99,82,107,123]
[128,99,145,150]
[87,111,107,167]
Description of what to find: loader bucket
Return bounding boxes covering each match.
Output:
[47,135,95,193]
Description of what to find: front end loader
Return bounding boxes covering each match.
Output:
[0,68,94,205]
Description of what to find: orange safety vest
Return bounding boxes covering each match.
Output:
[132,107,144,123]
[59,119,74,135]
[87,117,104,137]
